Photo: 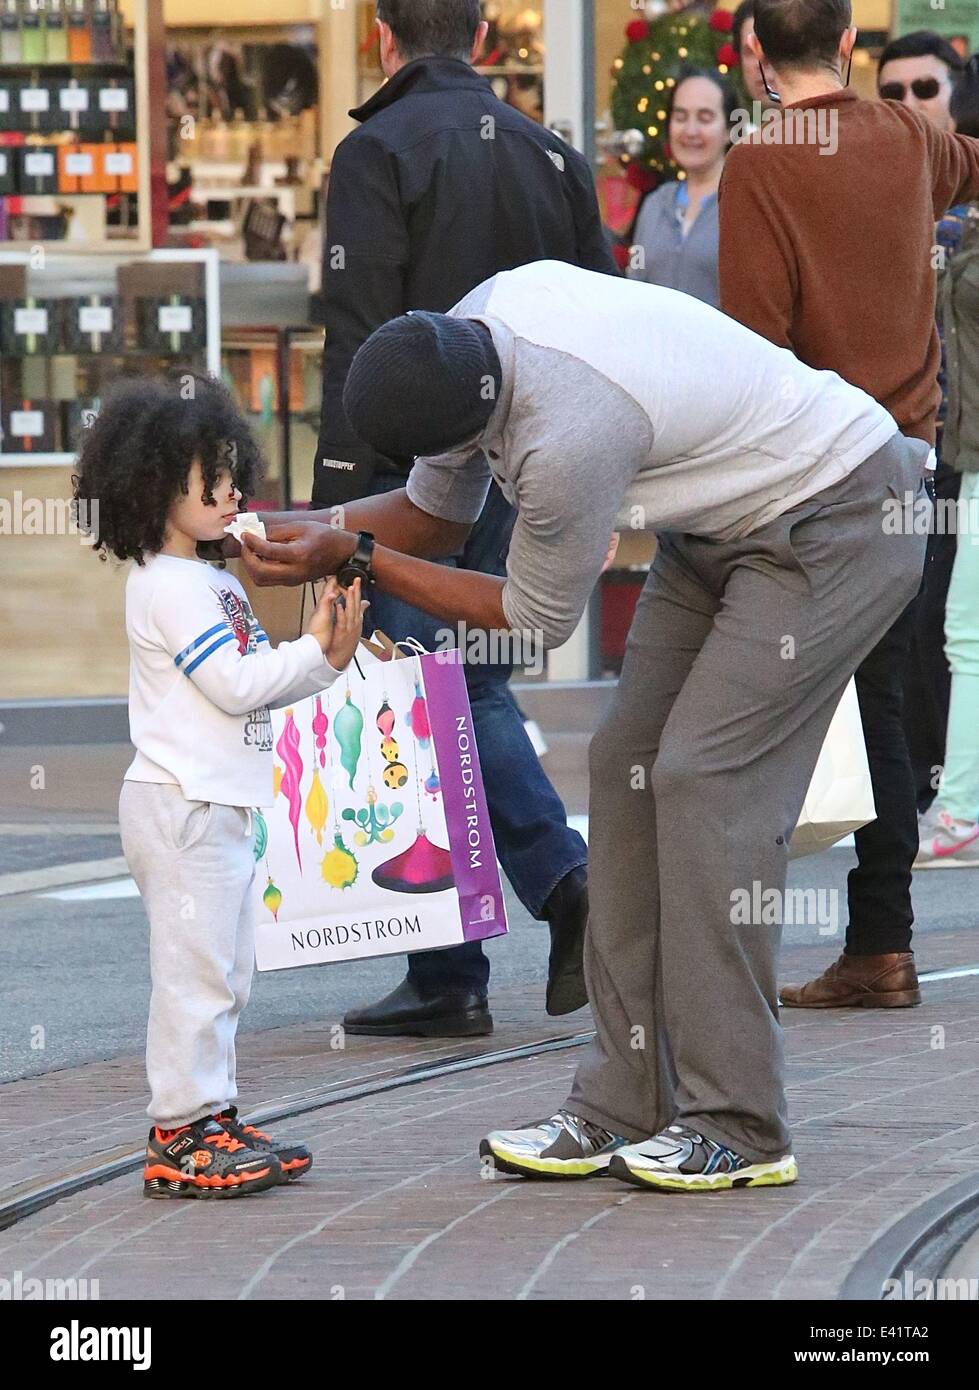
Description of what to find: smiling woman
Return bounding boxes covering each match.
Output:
[626,66,738,307]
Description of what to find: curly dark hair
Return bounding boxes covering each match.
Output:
[72,371,263,564]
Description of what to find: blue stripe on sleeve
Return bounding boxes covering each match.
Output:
[174,622,229,669]
[183,631,236,676]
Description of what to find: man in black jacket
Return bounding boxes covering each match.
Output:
[314,0,617,1039]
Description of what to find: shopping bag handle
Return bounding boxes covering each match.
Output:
[299,587,430,665]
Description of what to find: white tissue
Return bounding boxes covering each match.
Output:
[224,513,267,543]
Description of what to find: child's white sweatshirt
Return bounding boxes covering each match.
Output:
[124,553,341,808]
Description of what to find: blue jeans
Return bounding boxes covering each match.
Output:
[367,473,587,994]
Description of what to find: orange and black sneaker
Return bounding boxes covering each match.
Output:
[143,1117,282,1199]
[215,1106,313,1183]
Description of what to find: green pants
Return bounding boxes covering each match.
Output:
[940,472,979,821]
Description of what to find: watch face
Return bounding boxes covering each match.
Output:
[339,563,371,591]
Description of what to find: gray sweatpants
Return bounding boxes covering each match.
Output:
[567,433,929,1163]
[118,782,256,1128]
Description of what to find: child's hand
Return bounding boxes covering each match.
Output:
[306,577,366,670]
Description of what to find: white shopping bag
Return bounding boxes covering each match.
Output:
[252,638,508,971]
[790,678,875,859]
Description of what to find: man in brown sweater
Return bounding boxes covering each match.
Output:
[718,0,979,1008]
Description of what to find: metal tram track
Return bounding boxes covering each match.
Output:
[0,1031,594,1233]
[840,1173,979,1301]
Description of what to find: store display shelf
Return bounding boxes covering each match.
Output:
[1,187,136,198]
[0,59,131,73]
[0,247,222,467]
[4,348,210,361]
[0,0,149,252]
[0,451,75,467]
[1,125,136,132]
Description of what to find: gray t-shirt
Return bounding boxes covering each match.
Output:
[406,260,899,650]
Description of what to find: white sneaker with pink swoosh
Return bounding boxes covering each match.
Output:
[914,807,979,869]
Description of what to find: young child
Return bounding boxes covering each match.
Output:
[74,373,364,1199]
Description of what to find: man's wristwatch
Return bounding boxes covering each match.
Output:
[337,531,376,598]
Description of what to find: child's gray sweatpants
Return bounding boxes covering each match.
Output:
[119,781,255,1128]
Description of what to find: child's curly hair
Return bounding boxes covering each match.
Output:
[72,371,263,564]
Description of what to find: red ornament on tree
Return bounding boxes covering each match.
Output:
[625,19,650,43]
[625,162,657,193]
[709,8,734,33]
[716,41,739,67]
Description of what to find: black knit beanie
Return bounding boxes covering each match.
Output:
[343,311,503,458]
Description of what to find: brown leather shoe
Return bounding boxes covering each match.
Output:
[780,952,920,1009]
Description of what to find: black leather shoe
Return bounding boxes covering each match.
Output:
[342,978,493,1038]
[543,865,589,1016]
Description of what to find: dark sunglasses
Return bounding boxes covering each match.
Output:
[879,76,942,102]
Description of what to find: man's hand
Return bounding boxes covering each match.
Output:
[240,520,357,587]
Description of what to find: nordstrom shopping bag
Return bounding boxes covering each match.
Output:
[253,641,508,969]
[790,678,875,859]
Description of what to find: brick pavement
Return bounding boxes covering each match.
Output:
[2,944,979,1300]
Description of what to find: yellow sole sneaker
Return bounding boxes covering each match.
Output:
[479,1112,628,1179]
[609,1150,798,1193]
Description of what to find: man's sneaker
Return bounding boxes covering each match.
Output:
[479,1109,627,1178]
[609,1123,798,1193]
[914,807,979,868]
[143,1118,281,1198]
[215,1106,312,1182]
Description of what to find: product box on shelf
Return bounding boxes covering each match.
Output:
[20,0,47,65]
[0,147,13,195]
[57,79,96,134]
[62,292,123,353]
[0,262,27,299]
[46,0,71,63]
[102,142,136,192]
[96,78,133,136]
[15,79,57,135]
[136,294,206,355]
[57,142,94,192]
[0,0,22,64]
[66,0,93,63]
[78,140,114,192]
[17,144,59,195]
[0,297,62,355]
[0,399,59,454]
[117,257,203,328]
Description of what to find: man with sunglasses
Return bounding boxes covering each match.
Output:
[718,0,979,1014]
[878,30,965,132]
